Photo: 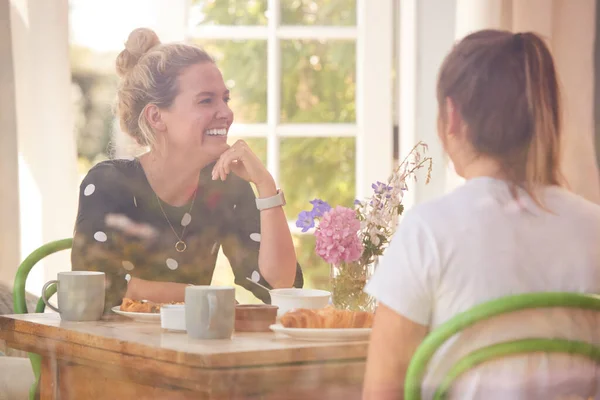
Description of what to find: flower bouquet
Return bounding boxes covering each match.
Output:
[296,142,432,312]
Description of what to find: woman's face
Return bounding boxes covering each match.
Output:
[158,62,234,162]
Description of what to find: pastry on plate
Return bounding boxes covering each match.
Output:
[119,298,183,313]
[280,306,374,329]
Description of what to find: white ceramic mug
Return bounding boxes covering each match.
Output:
[185,286,235,340]
[41,271,105,321]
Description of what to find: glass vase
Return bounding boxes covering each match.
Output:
[330,260,376,312]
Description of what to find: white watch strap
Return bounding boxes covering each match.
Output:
[255,189,286,210]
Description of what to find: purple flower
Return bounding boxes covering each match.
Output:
[354,199,362,206]
[296,211,316,233]
[372,181,393,195]
[309,199,332,218]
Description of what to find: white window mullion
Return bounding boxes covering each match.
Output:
[398,0,418,211]
[188,26,356,41]
[277,123,357,137]
[397,0,457,206]
[267,0,281,184]
[229,123,358,138]
[356,0,394,199]
[190,26,268,40]
[277,26,357,40]
[228,123,268,137]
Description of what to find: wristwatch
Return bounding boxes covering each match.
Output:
[255,189,286,211]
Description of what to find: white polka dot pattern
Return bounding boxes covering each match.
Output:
[83,184,95,196]
[121,261,135,271]
[94,231,107,242]
[249,233,261,242]
[166,258,179,270]
[211,242,219,255]
[181,213,192,227]
[133,196,138,207]
[125,274,131,282]
[251,270,261,282]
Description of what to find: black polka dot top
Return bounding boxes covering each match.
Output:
[71,159,303,312]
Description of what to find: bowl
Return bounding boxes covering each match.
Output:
[235,304,278,332]
[269,288,331,316]
[160,304,186,332]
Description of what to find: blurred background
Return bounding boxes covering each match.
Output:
[1,0,599,303]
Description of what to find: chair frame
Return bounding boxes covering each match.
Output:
[404,292,600,400]
[12,238,72,400]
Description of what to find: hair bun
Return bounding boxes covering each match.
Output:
[116,28,161,78]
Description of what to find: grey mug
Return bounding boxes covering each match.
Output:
[185,286,235,340]
[42,271,105,321]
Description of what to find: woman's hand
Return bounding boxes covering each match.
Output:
[211,140,275,191]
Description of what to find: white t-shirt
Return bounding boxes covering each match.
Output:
[365,177,600,400]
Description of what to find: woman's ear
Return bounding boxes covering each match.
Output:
[144,104,166,132]
[444,97,461,138]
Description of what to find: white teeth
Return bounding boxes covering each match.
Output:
[205,128,227,136]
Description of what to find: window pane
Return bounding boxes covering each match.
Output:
[191,0,268,25]
[280,137,355,220]
[193,40,267,123]
[281,0,356,26]
[293,234,330,290]
[281,40,355,123]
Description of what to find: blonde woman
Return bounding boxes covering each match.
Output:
[71,28,302,311]
[364,30,600,399]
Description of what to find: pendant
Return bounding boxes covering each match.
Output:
[175,240,187,253]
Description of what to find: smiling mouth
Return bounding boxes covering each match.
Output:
[205,128,227,136]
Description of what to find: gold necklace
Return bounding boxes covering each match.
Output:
[155,188,198,253]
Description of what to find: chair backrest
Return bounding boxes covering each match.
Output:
[13,238,72,314]
[404,292,600,400]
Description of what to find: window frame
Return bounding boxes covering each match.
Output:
[185,0,393,229]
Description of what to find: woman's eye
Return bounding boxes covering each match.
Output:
[224,97,231,104]
[199,98,212,104]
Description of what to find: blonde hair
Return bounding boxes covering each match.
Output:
[115,28,213,148]
[437,30,563,206]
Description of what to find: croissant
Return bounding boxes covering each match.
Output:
[280,308,324,328]
[280,307,374,329]
[317,307,351,328]
[350,310,374,328]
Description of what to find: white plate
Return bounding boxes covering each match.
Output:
[269,324,371,342]
[111,306,160,323]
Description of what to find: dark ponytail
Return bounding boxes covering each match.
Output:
[437,30,563,206]
[520,32,562,192]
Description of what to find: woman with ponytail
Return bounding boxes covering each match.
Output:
[363,30,600,399]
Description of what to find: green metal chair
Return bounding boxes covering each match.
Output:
[13,238,73,400]
[404,292,600,400]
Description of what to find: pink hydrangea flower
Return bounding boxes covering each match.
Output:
[315,206,363,265]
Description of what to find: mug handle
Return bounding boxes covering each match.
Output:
[207,293,218,329]
[41,280,60,313]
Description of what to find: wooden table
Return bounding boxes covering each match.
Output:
[0,313,368,399]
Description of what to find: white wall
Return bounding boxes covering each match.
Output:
[398,0,457,209]
[0,0,21,289]
[6,0,79,295]
[400,0,600,206]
